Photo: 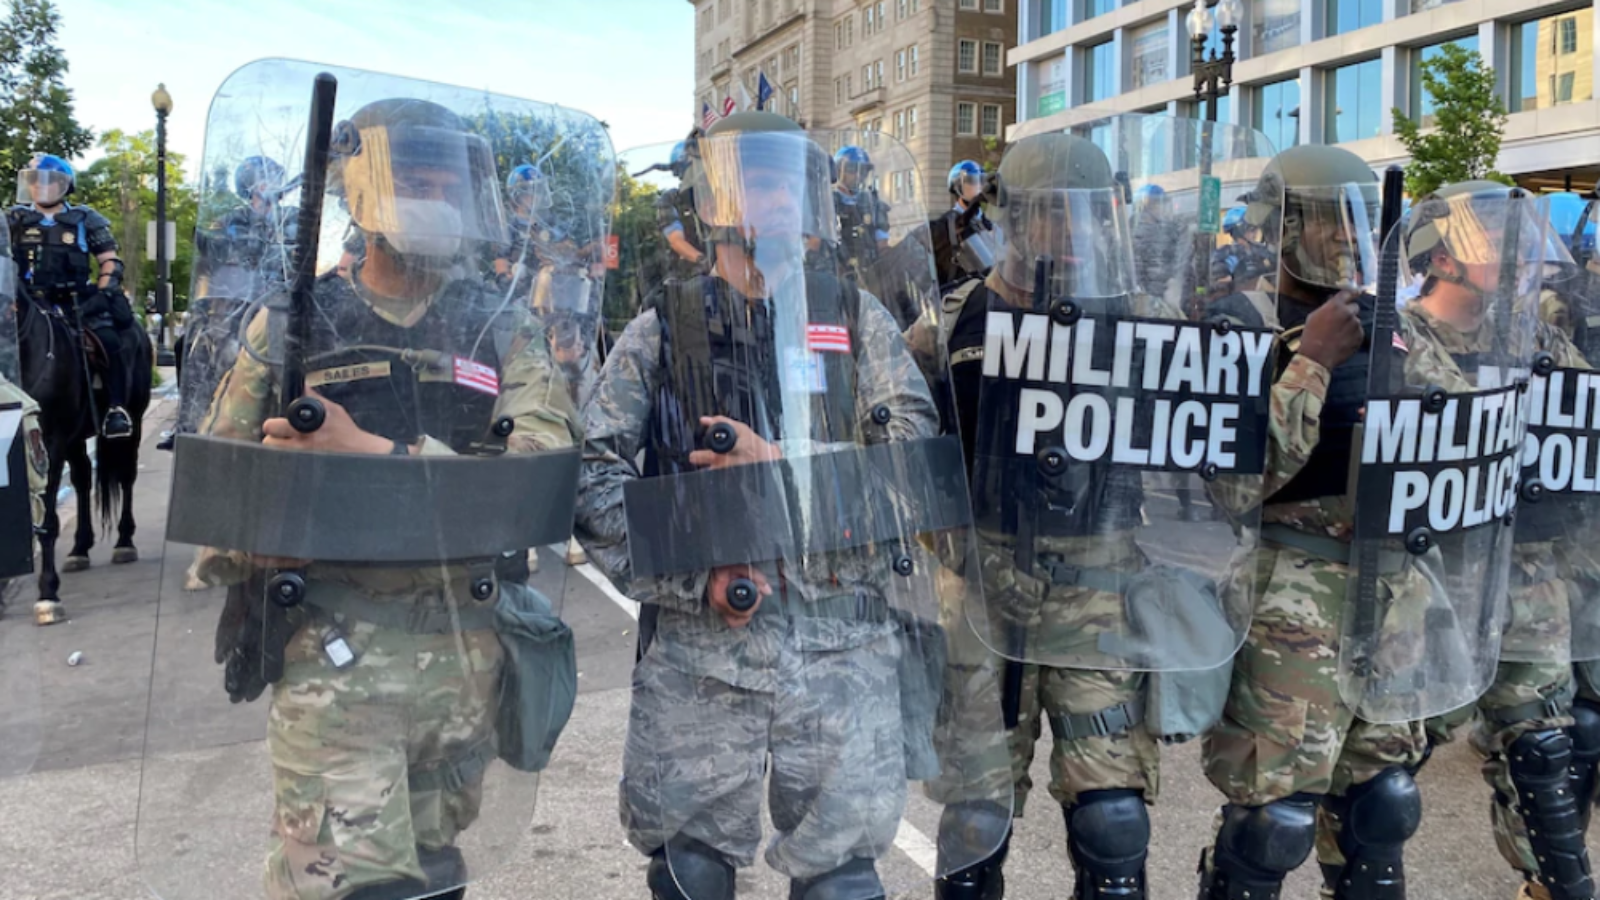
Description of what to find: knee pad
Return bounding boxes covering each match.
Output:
[935,800,1012,900]
[1199,795,1317,900]
[1568,699,1600,804]
[1323,767,1420,900]
[1066,789,1149,899]
[648,836,736,900]
[789,857,884,900]
[1506,728,1595,900]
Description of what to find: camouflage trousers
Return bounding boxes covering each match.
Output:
[1200,544,1428,877]
[1426,543,1579,883]
[619,632,907,880]
[265,613,503,900]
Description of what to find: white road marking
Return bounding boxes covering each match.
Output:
[572,559,639,621]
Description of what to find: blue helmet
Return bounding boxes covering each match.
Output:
[948,160,984,196]
[833,145,873,183]
[506,163,551,212]
[235,156,287,200]
[668,140,697,178]
[1223,207,1247,233]
[1135,183,1165,204]
[19,153,74,204]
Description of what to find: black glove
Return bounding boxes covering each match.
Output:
[213,573,302,703]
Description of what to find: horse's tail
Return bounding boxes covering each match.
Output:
[95,425,137,532]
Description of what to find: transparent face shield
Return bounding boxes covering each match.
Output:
[693,130,838,249]
[334,122,508,260]
[1281,183,1380,290]
[953,170,985,203]
[510,177,552,220]
[16,169,69,207]
[996,186,1136,300]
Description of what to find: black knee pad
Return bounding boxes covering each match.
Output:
[648,837,736,900]
[789,857,884,900]
[1323,767,1420,900]
[1569,699,1600,810]
[1199,795,1318,900]
[936,800,1012,900]
[1507,727,1595,900]
[1066,789,1149,898]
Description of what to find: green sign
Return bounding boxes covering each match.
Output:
[1037,91,1066,117]
[1199,175,1222,234]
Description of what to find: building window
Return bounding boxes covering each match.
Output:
[898,0,909,18]
[1512,13,1592,112]
[836,77,844,104]
[863,65,873,89]
[984,0,1003,10]
[836,21,844,49]
[1082,39,1114,103]
[1324,58,1382,143]
[876,1,886,30]
[719,0,731,22]
[909,106,918,137]
[894,109,906,135]
[871,117,884,132]
[981,104,1002,136]
[785,44,800,74]
[1079,0,1114,22]
[864,5,875,34]
[1252,0,1298,56]
[982,42,1003,76]
[700,6,714,33]
[876,60,884,86]
[1326,0,1382,38]
[788,83,800,116]
[959,39,978,73]
[911,0,920,11]
[892,170,905,199]
[1410,35,1477,126]
[957,101,977,135]
[1130,20,1170,88]
[897,49,907,81]
[1040,0,1068,36]
[1036,55,1067,116]
[1253,78,1301,150]
[845,17,853,45]
[911,45,921,75]
[699,50,711,73]
[960,0,979,9]
[718,39,730,62]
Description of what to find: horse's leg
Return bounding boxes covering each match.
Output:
[34,452,65,625]
[62,441,93,572]
[112,426,138,563]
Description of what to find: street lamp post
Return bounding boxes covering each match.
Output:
[1186,0,1241,315]
[152,83,175,367]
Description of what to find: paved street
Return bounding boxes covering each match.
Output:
[0,389,1594,899]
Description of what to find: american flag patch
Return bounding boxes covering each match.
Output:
[807,324,851,354]
[453,357,499,396]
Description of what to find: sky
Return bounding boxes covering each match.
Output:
[53,0,694,176]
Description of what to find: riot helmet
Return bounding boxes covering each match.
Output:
[1245,144,1379,290]
[17,154,74,207]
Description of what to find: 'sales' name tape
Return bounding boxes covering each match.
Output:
[982,310,1273,473]
[1524,367,1600,495]
[1361,383,1529,536]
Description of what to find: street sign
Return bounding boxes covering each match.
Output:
[145,220,178,261]
[1199,175,1222,234]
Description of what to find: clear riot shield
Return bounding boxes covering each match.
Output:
[818,130,941,332]
[597,121,1008,898]
[1340,185,1546,723]
[969,114,1278,672]
[0,228,39,781]
[617,140,708,335]
[143,59,611,900]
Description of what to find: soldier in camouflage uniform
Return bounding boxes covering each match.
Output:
[575,111,955,900]
[184,94,580,900]
[1196,145,1442,899]
[1419,183,1600,900]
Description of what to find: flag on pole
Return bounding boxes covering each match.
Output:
[722,96,736,117]
[737,80,755,112]
[757,72,775,111]
[702,102,716,128]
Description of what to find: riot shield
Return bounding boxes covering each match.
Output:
[969,114,1278,672]
[594,120,1008,898]
[1340,185,1547,723]
[142,59,611,900]
[0,230,39,781]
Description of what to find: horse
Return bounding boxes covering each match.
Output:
[16,285,153,624]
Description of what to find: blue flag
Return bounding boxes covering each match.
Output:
[757,72,774,111]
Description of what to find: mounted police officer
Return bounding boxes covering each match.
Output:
[8,154,135,438]
[654,136,709,280]
[930,160,996,289]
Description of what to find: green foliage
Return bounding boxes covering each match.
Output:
[74,129,199,313]
[1391,44,1513,197]
[603,168,666,332]
[461,104,615,248]
[0,0,92,176]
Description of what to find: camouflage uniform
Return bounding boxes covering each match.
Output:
[0,378,48,531]
[575,291,940,880]
[189,278,577,900]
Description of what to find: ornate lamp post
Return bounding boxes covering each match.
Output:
[152,83,175,366]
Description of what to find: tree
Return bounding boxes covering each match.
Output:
[603,168,666,333]
[1391,44,1513,197]
[74,129,199,314]
[0,0,92,176]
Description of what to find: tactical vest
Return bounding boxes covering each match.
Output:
[287,274,510,455]
[1207,290,1387,506]
[10,207,93,298]
[835,189,882,270]
[963,287,1145,538]
[645,269,862,477]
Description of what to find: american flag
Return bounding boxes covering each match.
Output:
[702,102,716,128]
[807,324,851,354]
[453,357,500,396]
[722,96,737,117]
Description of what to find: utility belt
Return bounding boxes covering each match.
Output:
[1260,523,1409,575]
